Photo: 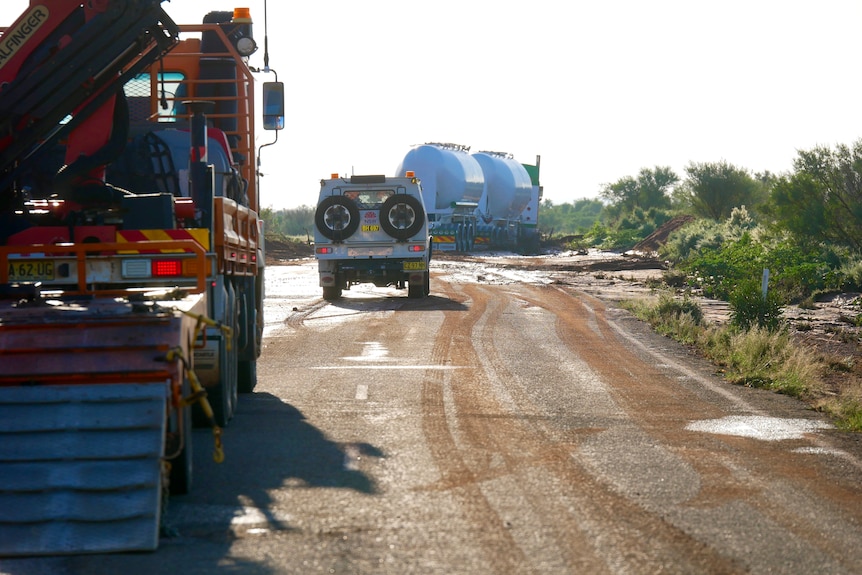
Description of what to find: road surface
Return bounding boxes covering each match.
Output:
[2,259,861,575]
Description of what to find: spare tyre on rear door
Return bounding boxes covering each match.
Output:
[315,196,360,241]
[380,194,424,240]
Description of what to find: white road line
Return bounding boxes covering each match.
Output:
[313,365,465,370]
[355,384,368,400]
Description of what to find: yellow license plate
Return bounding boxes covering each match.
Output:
[403,261,426,271]
[361,224,380,232]
[7,260,55,281]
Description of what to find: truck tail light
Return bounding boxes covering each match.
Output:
[152,259,183,277]
[123,257,199,279]
[316,246,333,255]
[408,244,425,252]
[183,258,201,276]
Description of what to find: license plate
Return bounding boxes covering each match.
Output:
[361,224,380,232]
[7,260,55,281]
[403,261,426,271]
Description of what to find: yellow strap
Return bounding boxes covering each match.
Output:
[178,309,234,351]
[166,346,225,464]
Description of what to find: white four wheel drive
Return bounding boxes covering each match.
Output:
[313,173,432,300]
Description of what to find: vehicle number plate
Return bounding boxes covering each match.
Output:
[403,261,426,271]
[361,224,380,232]
[7,260,55,281]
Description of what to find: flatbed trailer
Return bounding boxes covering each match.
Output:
[0,287,209,554]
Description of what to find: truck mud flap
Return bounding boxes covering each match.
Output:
[0,383,167,556]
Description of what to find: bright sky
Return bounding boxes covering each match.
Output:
[7,1,862,210]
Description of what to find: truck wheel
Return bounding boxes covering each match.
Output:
[168,379,193,495]
[238,360,257,394]
[315,196,360,240]
[323,286,342,300]
[226,283,239,413]
[210,282,239,427]
[380,194,424,240]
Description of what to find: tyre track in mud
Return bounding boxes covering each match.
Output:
[421,278,742,574]
[513,284,862,573]
[421,279,527,573]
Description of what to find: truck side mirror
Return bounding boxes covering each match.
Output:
[262,81,284,130]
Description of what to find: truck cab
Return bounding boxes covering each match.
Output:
[313,173,431,299]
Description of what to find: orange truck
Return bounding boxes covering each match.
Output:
[0,0,284,555]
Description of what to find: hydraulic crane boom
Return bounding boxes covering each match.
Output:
[0,0,179,209]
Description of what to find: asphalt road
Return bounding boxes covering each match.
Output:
[3,260,862,575]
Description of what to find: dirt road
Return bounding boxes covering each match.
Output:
[2,260,860,574]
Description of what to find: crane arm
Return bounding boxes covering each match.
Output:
[0,0,180,204]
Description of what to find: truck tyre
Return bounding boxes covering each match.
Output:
[168,379,193,495]
[315,196,360,241]
[237,276,261,394]
[210,282,238,427]
[380,194,424,240]
[238,360,257,393]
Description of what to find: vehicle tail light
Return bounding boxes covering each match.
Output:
[408,244,425,252]
[122,259,150,278]
[152,259,183,277]
[183,258,201,276]
[316,246,333,254]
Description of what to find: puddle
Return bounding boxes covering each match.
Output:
[686,415,832,441]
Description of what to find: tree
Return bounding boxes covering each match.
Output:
[538,198,604,235]
[600,175,639,212]
[678,161,762,220]
[635,166,677,210]
[600,166,677,214]
[262,205,315,238]
[769,141,862,253]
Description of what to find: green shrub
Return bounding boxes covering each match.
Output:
[655,293,704,325]
[624,293,704,344]
[827,399,862,431]
[838,258,862,291]
[662,269,688,288]
[729,280,784,331]
[711,327,820,397]
[626,296,821,400]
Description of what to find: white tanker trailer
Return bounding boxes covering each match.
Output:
[395,143,542,253]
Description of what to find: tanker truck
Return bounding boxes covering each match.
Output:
[395,143,542,254]
[0,1,284,555]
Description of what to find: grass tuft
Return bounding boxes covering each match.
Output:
[623,292,859,428]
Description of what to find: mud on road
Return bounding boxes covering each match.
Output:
[433,249,862,422]
[268,245,862,428]
[258,257,862,573]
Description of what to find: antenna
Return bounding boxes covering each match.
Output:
[256,0,278,168]
[263,0,270,72]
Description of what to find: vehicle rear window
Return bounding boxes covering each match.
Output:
[343,189,394,209]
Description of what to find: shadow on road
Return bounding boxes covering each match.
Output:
[329,294,468,313]
[0,394,379,575]
[171,392,383,530]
